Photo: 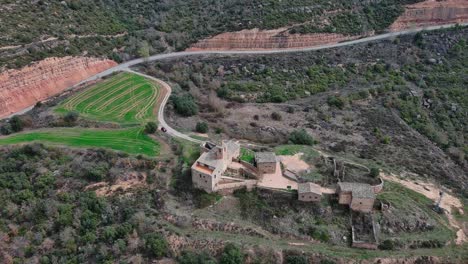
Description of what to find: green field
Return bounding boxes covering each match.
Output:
[0,127,159,156]
[56,72,160,124]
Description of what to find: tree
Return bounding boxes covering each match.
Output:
[144,122,157,134]
[370,167,380,178]
[138,41,150,62]
[220,243,243,264]
[327,96,345,109]
[172,95,198,117]
[289,129,315,145]
[195,122,208,133]
[1,123,13,135]
[9,116,23,132]
[64,111,79,125]
[144,233,168,258]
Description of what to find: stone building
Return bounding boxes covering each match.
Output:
[298,182,322,202]
[254,152,277,174]
[191,140,240,192]
[338,182,375,213]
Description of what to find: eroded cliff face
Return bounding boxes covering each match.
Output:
[0,56,117,118]
[390,0,468,31]
[188,28,362,51]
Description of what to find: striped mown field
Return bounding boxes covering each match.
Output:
[56,72,161,124]
[0,127,160,156]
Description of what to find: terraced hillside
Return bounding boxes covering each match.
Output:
[56,72,161,124]
[0,73,162,156]
[0,127,159,156]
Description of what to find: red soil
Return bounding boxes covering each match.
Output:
[189,0,468,51]
[0,56,116,118]
[390,0,468,31]
[188,28,362,51]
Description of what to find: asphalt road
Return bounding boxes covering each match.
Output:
[6,23,467,144]
[125,70,203,144]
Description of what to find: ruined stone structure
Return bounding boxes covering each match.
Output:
[0,56,117,118]
[298,182,322,202]
[191,140,240,192]
[338,182,376,213]
[254,152,277,174]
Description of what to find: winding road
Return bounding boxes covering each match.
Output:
[7,23,468,143]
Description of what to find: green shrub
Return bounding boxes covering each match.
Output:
[308,226,330,242]
[144,122,157,134]
[1,123,13,135]
[289,129,315,145]
[177,250,216,264]
[10,116,23,132]
[64,111,79,125]
[286,255,307,264]
[327,96,346,109]
[195,122,208,133]
[220,243,244,264]
[271,112,282,121]
[144,233,168,258]
[173,95,198,116]
[370,167,380,178]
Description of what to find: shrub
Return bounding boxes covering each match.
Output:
[327,96,345,109]
[271,112,282,121]
[144,233,168,258]
[379,239,398,250]
[9,116,23,132]
[220,243,244,264]
[172,95,198,116]
[63,111,79,125]
[308,226,330,242]
[381,135,391,144]
[144,122,157,134]
[177,250,216,264]
[286,255,307,264]
[1,123,13,135]
[195,122,208,133]
[370,167,380,178]
[289,129,315,145]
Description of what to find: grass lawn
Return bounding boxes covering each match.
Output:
[377,181,455,244]
[240,148,255,164]
[56,72,160,124]
[0,127,160,156]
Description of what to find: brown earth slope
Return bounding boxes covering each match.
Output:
[390,0,468,31]
[188,28,362,51]
[189,0,468,51]
[0,56,116,118]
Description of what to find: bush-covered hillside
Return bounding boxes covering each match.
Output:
[0,0,422,69]
[141,27,468,193]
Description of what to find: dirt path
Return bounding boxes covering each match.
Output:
[381,172,466,245]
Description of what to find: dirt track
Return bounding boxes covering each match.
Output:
[381,172,466,245]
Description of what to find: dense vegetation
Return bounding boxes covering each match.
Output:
[145,27,468,187]
[0,0,422,69]
[0,144,167,263]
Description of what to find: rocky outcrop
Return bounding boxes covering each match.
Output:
[188,28,362,51]
[0,56,117,118]
[390,0,468,31]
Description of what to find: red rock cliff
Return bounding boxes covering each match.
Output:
[390,0,468,31]
[0,56,117,118]
[188,28,362,51]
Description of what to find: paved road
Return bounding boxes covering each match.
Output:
[125,70,203,144]
[6,23,467,143]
